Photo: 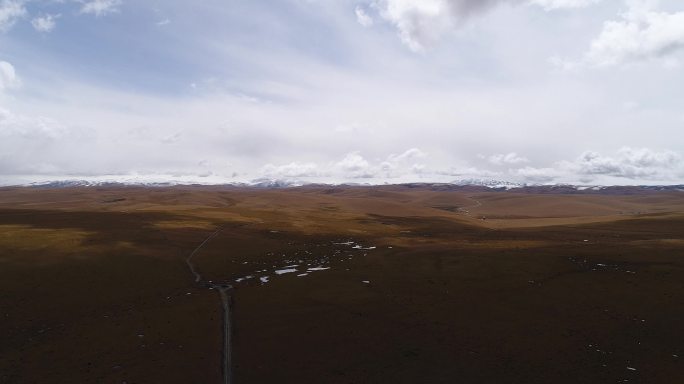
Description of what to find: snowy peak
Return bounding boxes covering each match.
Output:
[5,177,683,194]
[452,178,523,189]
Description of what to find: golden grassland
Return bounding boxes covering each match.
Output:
[1,185,683,383]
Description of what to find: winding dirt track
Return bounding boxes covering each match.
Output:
[457,196,483,216]
[216,286,232,384]
[185,227,233,384]
[185,228,223,283]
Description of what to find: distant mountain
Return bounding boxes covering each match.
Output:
[248,178,306,188]
[451,178,523,189]
[11,178,684,194]
[30,180,120,188]
[506,184,684,195]
[28,180,180,188]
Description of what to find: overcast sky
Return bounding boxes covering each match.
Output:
[1,0,683,185]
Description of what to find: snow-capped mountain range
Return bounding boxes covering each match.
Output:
[5,177,682,194]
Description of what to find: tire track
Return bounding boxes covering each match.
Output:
[185,227,233,384]
[186,228,223,283]
[457,196,483,216]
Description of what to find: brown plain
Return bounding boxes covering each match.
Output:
[1,185,683,383]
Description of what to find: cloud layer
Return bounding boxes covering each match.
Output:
[79,0,122,17]
[0,0,682,185]
[372,0,510,51]
[254,147,682,185]
[370,0,602,51]
[31,13,58,32]
[529,0,601,11]
[0,60,20,90]
[0,0,26,32]
[584,0,684,66]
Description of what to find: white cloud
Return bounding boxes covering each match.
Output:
[258,149,432,182]
[80,0,122,17]
[382,148,428,177]
[512,147,683,183]
[371,0,600,51]
[373,0,462,52]
[512,166,559,182]
[0,107,68,141]
[528,0,600,11]
[0,1,682,185]
[387,148,426,162]
[437,166,502,178]
[582,0,684,66]
[160,131,182,144]
[569,147,681,178]
[155,18,170,27]
[487,152,529,165]
[355,6,374,27]
[0,60,20,91]
[31,14,59,33]
[336,151,374,177]
[0,0,26,32]
[356,149,427,178]
[260,162,321,178]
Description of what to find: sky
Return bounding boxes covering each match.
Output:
[0,0,683,186]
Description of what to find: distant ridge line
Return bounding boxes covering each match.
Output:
[7,179,684,195]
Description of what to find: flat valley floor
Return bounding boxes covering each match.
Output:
[1,185,683,383]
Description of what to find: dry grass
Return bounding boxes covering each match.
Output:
[1,186,683,383]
